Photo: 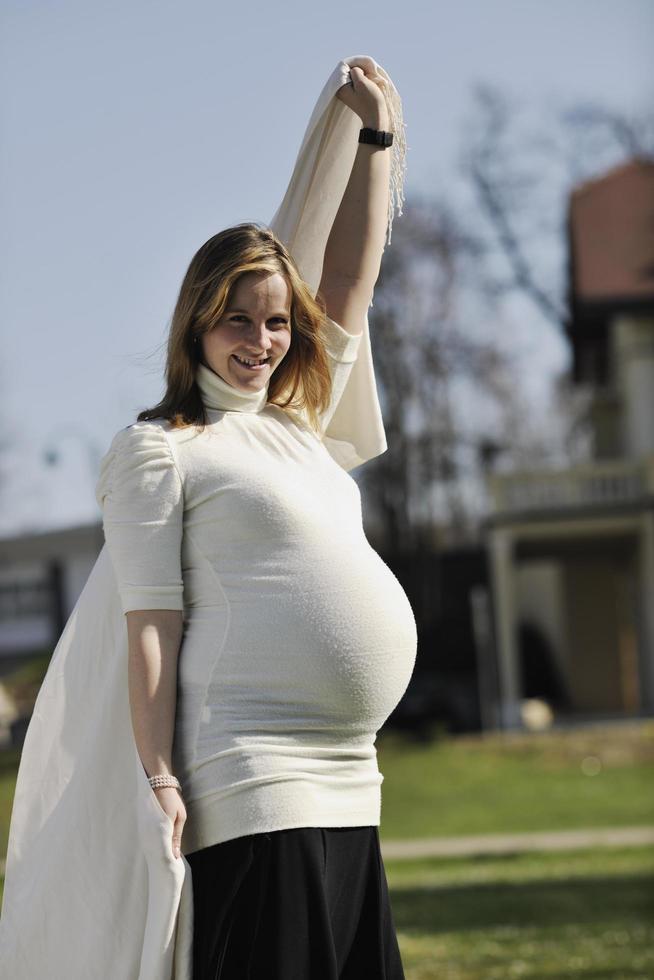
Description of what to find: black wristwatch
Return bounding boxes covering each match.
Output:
[358,128,394,148]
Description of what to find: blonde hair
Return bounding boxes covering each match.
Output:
[137,222,333,433]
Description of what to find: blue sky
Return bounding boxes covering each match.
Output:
[1,0,652,534]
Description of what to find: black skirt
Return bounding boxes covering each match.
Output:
[185,825,405,979]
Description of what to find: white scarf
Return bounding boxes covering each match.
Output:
[270,55,406,468]
[0,55,406,979]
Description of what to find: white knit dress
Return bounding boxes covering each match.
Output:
[96,316,418,855]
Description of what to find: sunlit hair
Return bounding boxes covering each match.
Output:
[137,222,333,433]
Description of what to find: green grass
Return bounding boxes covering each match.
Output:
[0,746,22,858]
[376,722,654,840]
[386,845,654,979]
[2,720,653,855]
[4,842,650,977]
[2,718,653,976]
[1,653,51,693]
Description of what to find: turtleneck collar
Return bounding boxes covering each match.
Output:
[195,361,270,414]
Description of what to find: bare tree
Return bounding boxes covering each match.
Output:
[361,89,653,552]
[461,84,654,330]
[363,195,530,551]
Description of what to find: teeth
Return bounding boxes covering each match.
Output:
[235,355,268,366]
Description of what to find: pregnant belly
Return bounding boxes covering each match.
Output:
[202,541,419,736]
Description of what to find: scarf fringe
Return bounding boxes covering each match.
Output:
[377,72,407,246]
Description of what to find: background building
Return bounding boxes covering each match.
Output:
[485,159,654,728]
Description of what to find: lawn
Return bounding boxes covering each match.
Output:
[1,720,653,977]
[2,719,653,858]
[376,720,654,840]
[386,845,654,979]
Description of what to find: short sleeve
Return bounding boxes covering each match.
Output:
[95,422,184,614]
[318,316,388,472]
[319,315,362,432]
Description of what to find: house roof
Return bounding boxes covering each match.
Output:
[568,158,654,305]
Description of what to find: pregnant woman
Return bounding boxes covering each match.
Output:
[1,56,416,979]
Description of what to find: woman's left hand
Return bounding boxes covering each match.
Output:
[336,57,389,130]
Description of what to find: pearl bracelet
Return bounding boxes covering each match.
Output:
[148,774,182,791]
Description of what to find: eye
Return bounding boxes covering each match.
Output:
[229,315,289,326]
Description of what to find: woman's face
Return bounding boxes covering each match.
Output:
[200,271,292,391]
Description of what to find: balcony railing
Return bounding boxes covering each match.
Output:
[489,457,654,515]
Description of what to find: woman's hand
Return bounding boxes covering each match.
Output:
[336,57,389,130]
[153,786,187,859]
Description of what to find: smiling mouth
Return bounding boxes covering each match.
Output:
[232,355,271,370]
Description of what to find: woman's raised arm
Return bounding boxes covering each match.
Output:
[318,59,392,336]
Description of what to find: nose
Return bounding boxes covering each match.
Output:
[247,321,274,353]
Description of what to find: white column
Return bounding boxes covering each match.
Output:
[488,528,522,728]
[613,315,654,457]
[638,513,654,713]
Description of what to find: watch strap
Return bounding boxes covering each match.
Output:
[358,128,394,148]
